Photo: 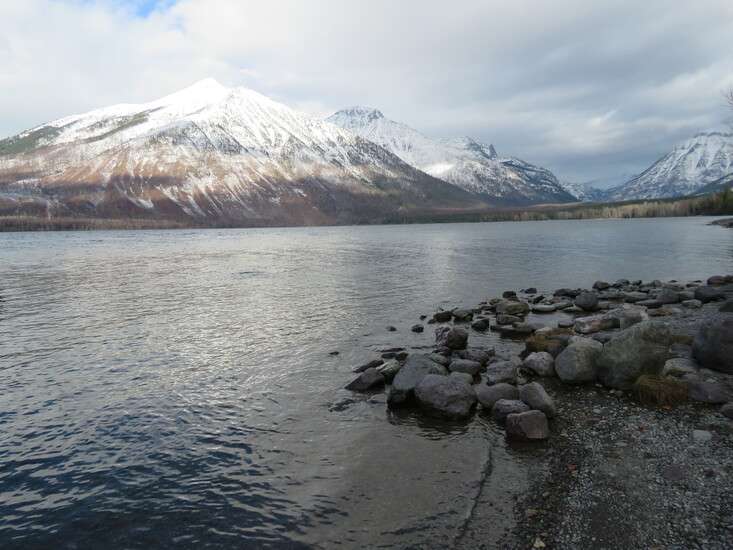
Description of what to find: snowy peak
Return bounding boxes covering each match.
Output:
[327,106,385,131]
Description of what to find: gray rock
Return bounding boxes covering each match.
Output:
[353,358,384,373]
[505,410,549,440]
[496,301,530,317]
[694,285,725,303]
[453,309,474,322]
[435,326,468,350]
[623,291,649,303]
[428,352,451,367]
[574,291,599,312]
[450,371,475,385]
[555,337,603,384]
[496,314,522,325]
[661,357,698,378]
[388,354,447,407]
[448,358,482,376]
[692,429,712,443]
[414,374,476,418]
[677,290,695,301]
[692,317,733,374]
[519,382,556,417]
[471,318,490,331]
[522,351,555,377]
[492,399,530,423]
[345,368,385,392]
[531,304,557,313]
[593,281,611,290]
[656,287,680,304]
[720,300,733,313]
[682,299,703,309]
[687,379,732,404]
[376,359,402,382]
[411,324,424,333]
[721,403,733,419]
[596,321,676,389]
[707,275,726,285]
[455,347,494,365]
[485,360,518,385]
[432,310,453,323]
[475,383,519,409]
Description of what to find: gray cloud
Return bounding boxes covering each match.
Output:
[1,0,732,181]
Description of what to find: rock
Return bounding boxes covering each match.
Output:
[486,360,518,385]
[677,290,695,301]
[623,291,649,303]
[596,321,676,389]
[531,304,557,313]
[432,310,453,323]
[694,285,725,303]
[453,309,474,322]
[471,318,491,331]
[519,382,556,417]
[448,358,482,376]
[428,352,451,367]
[656,287,680,304]
[682,299,703,309]
[524,329,572,357]
[492,399,530,423]
[505,410,549,440]
[496,301,530,316]
[707,275,726,285]
[574,314,617,335]
[530,294,545,304]
[555,337,602,383]
[345,368,385,392]
[522,352,555,377]
[692,430,712,443]
[455,347,494,365]
[435,326,468,350]
[719,300,733,313]
[593,281,611,290]
[353,358,384,373]
[721,403,733,419]
[388,354,447,407]
[475,383,519,409]
[637,299,663,309]
[411,324,424,333]
[414,374,477,418]
[661,357,698,378]
[524,287,538,295]
[502,290,518,299]
[692,317,733,374]
[386,326,397,332]
[376,359,402,382]
[687,379,731,404]
[450,371,475,385]
[496,314,522,325]
[574,291,599,312]
[554,288,580,298]
[558,319,574,329]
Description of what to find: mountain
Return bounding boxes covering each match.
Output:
[696,172,733,195]
[0,80,485,225]
[326,107,575,205]
[559,181,602,202]
[607,131,733,201]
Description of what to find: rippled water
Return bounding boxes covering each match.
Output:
[1,217,732,549]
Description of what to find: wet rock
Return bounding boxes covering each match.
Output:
[329,397,357,412]
[596,321,676,389]
[687,378,731,404]
[623,291,649,303]
[524,329,572,357]
[593,281,611,290]
[502,290,518,299]
[661,357,698,378]
[455,347,494,365]
[432,310,453,323]
[574,291,599,312]
[496,314,522,325]
[452,309,474,322]
[555,337,603,384]
[345,367,385,392]
[554,288,580,298]
[519,382,556,417]
[707,275,726,285]
[694,285,725,303]
[414,374,476,419]
[388,354,448,407]
[471,318,490,331]
[496,301,530,316]
[692,317,733,374]
[376,359,402,382]
[522,352,555,377]
[450,371,475,385]
[353,358,384,373]
[448,358,482,376]
[386,326,397,332]
[396,351,409,361]
[505,410,549,440]
[428,352,451,367]
[485,360,518,385]
[531,304,557,313]
[721,403,733,419]
[411,324,424,333]
[682,299,702,309]
[435,326,468,350]
[492,399,530,423]
[655,287,680,304]
[524,287,538,294]
[475,383,519,409]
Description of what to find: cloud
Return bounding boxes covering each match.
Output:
[1,0,732,181]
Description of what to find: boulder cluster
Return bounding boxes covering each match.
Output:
[343,274,733,440]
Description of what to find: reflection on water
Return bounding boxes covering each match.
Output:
[0,218,731,548]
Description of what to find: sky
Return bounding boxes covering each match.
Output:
[1,0,732,184]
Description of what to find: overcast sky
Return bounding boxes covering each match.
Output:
[2,0,732,183]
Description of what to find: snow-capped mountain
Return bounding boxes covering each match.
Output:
[607,131,733,201]
[326,107,574,205]
[0,80,483,224]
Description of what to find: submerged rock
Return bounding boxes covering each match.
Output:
[345,368,385,392]
[353,358,384,373]
[411,324,424,333]
[505,410,549,440]
[415,374,476,418]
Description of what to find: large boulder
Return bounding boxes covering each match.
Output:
[519,382,556,417]
[522,352,555,377]
[656,287,680,305]
[596,321,676,389]
[694,286,725,303]
[692,317,733,374]
[435,326,468,350]
[475,383,519,409]
[574,291,599,312]
[414,374,477,418]
[388,354,447,407]
[555,337,603,383]
[345,368,385,392]
[485,360,518,385]
[491,399,530,423]
[505,410,549,440]
[448,358,482,376]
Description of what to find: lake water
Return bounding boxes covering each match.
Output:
[1,217,732,549]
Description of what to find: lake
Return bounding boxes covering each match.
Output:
[1,217,732,548]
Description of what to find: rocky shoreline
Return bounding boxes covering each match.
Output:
[342,273,733,548]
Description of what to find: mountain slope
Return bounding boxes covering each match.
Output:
[0,80,485,225]
[327,107,575,205]
[607,131,733,201]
